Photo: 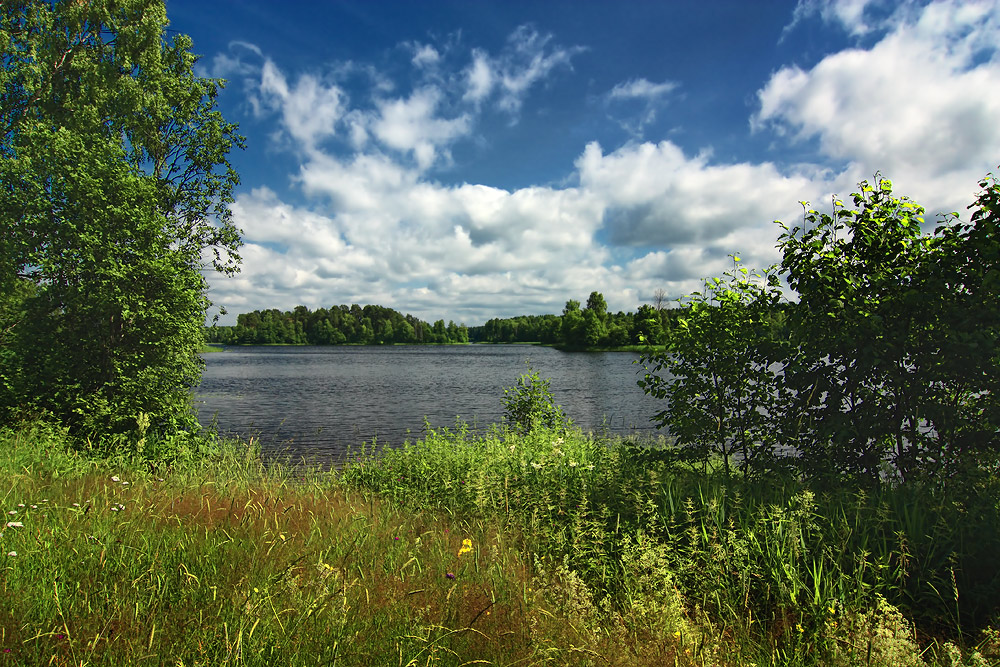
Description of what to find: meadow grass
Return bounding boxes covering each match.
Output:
[1,420,998,665]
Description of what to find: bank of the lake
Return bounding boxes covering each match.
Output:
[2,420,996,666]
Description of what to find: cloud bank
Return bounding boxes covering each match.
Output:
[207,2,1000,325]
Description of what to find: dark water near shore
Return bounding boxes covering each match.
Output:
[196,345,659,464]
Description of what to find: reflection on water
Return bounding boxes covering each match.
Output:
[196,345,659,464]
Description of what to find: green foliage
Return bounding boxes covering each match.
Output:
[638,171,1000,485]
[340,420,1000,661]
[0,0,242,440]
[501,365,568,433]
[639,257,787,478]
[778,174,1000,482]
[206,303,470,345]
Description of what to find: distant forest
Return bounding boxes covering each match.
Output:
[204,291,684,348]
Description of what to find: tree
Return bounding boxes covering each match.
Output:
[560,300,585,347]
[0,0,242,439]
[779,175,1000,482]
[638,258,786,478]
[652,288,668,312]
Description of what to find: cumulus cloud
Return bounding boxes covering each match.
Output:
[208,5,1000,326]
[763,0,1000,213]
[577,141,816,258]
[370,87,471,170]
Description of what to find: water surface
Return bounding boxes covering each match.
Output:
[196,345,660,464]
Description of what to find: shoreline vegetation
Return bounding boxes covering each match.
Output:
[2,417,998,666]
[203,292,681,351]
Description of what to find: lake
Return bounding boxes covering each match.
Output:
[196,344,661,465]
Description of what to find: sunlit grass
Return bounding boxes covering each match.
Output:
[1,420,998,665]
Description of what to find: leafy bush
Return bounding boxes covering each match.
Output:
[501,365,568,434]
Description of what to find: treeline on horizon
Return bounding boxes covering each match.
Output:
[204,291,702,348]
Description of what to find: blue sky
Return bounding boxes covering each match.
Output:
[165,0,1000,326]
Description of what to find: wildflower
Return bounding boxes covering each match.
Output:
[445,572,456,579]
[30,505,37,510]
[673,630,681,639]
[5,522,22,528]
[569,460,578,467]
[796,623,804,633]
[17,504,24,508]
[6,511,14,516]
[111,476,120,483]
[586,464,595,471]
[6,552,15,557]
[110,507,119,512]
[72,503,80,507]
[554,438,564,446]
[530,462,542,469]
[458,539,473,556]
[122,481,130,486]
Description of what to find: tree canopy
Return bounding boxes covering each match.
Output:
[0,0,242,440]
[640,172,1000,484]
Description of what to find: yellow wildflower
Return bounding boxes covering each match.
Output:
[458,538,473,556]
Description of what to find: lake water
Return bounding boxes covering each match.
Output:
[196,345,661,464]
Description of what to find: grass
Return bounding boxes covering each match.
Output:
[1,420,998,665]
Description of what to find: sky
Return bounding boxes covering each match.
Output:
[164,0,1000,327]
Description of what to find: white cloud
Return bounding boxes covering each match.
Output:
[762,0,1000,214]
[782,0,885,39]
[496,25,584,113]
[258,60,346,149]
[458,25,584,115]
[411,43,441,69]
[208,40,263,79]
[463,49,494,103]
[208,5,1000,326]
[577,141,816,262]
[370,87,471,170]
[606,77,679,137]
[608,78,678,101]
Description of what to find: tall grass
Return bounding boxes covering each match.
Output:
[1,419,998,665]
[342,422,1000,665]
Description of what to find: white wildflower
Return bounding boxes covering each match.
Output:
[6,551,15,557]
[569,460,578,467]
[6,511,15,516]
[5,522,22,528]
[111,476,120,483]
